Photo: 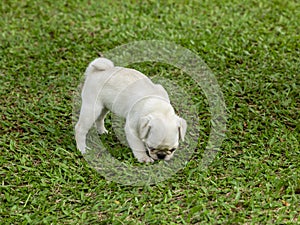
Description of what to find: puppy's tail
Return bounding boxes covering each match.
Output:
[86,58,114,75]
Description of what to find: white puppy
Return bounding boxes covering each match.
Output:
[75,58,187,163]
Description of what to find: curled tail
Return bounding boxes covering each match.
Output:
[85,58,114,75]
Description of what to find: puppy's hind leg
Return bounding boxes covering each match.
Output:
[96,108,109,134]
[75,103,104,154]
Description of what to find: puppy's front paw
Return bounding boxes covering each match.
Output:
[77,143,90,155]
[97,127,108,135]
[137,156,154,163]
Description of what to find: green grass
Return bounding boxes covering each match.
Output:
[1,0,299,224]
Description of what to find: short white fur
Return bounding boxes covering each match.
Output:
[75,58,187,163]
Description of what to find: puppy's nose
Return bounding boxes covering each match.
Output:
[157,153,165,159]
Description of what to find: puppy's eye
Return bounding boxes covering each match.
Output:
[170,148,176,153]
[148,147,155,151]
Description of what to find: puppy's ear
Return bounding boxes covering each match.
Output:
[178,118,187,141]
[139,116,152,140]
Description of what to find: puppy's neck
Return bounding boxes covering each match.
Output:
[127,95,175,119]
[143,98,175,116]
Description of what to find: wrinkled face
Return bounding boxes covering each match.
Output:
[145,143,178,161]
[139,115,187,161]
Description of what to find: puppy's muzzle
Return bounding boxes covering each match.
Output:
[157,153,166,159]
[145,145,165,160]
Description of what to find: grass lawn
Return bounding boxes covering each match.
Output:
[1,0,299,224]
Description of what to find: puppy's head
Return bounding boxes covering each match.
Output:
[139,114,187,161]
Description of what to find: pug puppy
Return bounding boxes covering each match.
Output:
[75,58,187,163]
